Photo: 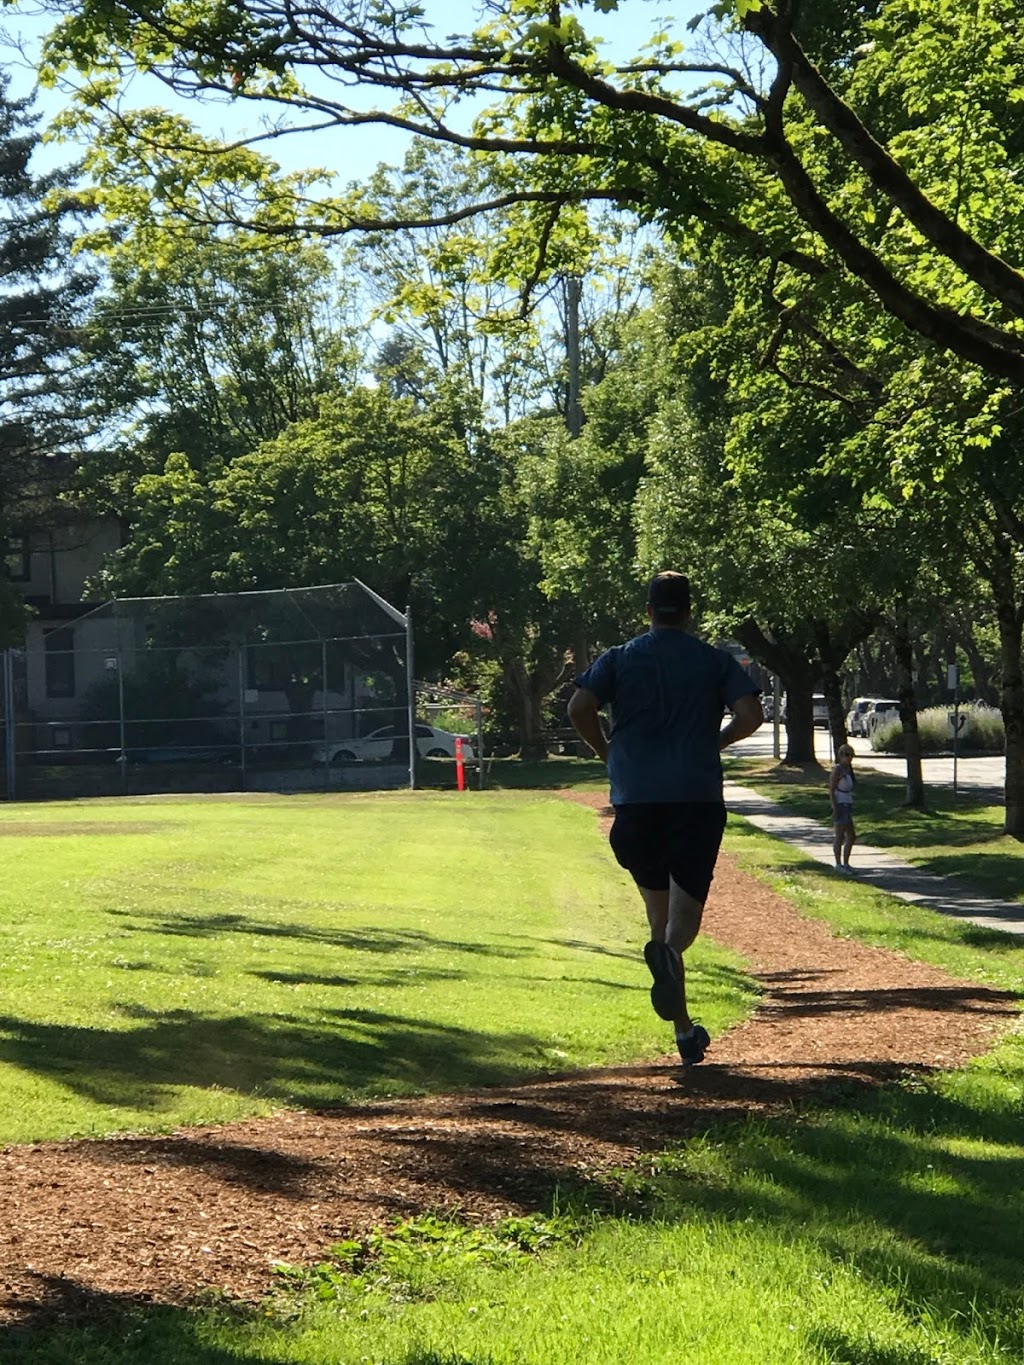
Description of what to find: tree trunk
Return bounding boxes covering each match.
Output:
[734,618,818,764]
[815,625,847,755]
[783,682,817,764]
[501,656,548,761]
[892,607,925,808]
[501,651,572,762]
[989,535,1024,837]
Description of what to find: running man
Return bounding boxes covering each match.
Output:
[567,571,763,1066]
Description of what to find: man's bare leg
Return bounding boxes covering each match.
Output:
[639,877,703,1034]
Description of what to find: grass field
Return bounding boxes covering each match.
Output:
[5,779,1024,1364]
[0,789,755,1142]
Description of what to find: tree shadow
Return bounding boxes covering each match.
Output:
[630,1073,1024,1330]
[107,908,535,960]
[906,851,1024,904]
[0,1006,553,1115]
[753,980,1017,1019]
[809,1325,965,1365]
[0,1276,283,1362]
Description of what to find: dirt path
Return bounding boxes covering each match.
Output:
[0,797,1017,1325]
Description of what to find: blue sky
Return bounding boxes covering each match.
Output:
[3,1,705,183]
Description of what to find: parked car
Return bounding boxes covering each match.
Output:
[812,694,829,729]
[845,697,901,736]
[857,698,901,737]
[312,723,475,765]
[846,697,875,737]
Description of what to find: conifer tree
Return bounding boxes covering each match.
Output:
[0,69,93,640]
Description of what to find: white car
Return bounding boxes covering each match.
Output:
[313,723,475,765]
[847,697,900,737]
[864,701,901,738]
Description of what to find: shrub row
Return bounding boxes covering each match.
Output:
[870,703,1004,754]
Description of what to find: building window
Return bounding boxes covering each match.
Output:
[4,536,30,582]
[44,627,76,698]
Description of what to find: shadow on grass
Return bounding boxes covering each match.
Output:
[107,909,535,960]
[1,1277,491,1363]
[6,1047,1024,1356]
[728,761,1010,852]
[0,1278,283,1364]
[809,1325,973,1365]
[0,947,752,1122]
[639,1068,1024,1339]
[906,851,1024,903]
[0,1006,554,1116]
[485,757,608,790]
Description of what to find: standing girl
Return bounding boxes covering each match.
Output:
[830,743,856,871]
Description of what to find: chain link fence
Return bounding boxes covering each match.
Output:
[1,582,421,799]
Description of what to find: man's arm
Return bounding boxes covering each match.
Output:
[567,687,609,763]
[719,693,764,751]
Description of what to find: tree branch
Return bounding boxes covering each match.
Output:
[745,4,1024,321]
[767,135,1024,382]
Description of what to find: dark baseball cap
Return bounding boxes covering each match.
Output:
[647,571,691,616]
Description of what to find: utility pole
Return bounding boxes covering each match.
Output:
[564,274,583,439]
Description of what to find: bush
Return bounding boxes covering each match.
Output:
[870,703,1004,754]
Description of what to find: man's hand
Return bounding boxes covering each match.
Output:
[567,687,609,763]
[719,693,764,751]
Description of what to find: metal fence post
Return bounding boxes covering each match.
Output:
[116,628,127,793]
[476,694,485,790]
[3,649,16,802]
[406,605,416,791]
[237,648,248,789]
[322,639,329,757]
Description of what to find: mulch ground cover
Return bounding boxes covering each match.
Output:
[0,793,1017,1325]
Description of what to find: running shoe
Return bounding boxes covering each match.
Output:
[643,940,682,1021]
[676,1024,711,1066]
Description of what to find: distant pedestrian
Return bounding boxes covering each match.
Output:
[567,571,763,1067]
[831,743,856,871]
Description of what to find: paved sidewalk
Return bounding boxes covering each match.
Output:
[725,781,1024,938]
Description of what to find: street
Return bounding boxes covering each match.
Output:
[734,722,1005,798]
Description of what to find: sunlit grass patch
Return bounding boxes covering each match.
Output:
[0,790,757,1142]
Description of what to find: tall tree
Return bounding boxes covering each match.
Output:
[94,380,515,671]
[74,228,361,517]
[0,71,94,640]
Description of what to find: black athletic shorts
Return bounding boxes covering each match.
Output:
[609,801,727,903]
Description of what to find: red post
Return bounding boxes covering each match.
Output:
[455,736,466,791]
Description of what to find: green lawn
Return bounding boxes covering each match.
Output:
[0,790,754,1142]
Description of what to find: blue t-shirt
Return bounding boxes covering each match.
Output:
[576,629,760,806]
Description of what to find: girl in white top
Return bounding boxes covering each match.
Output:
[830,743,856,872]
